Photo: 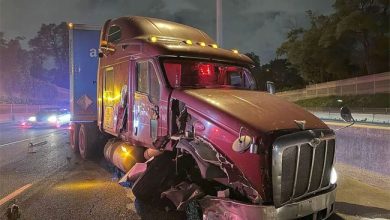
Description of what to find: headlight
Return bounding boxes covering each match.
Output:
[59,114,71,122]
[28,116,36,122]
[48,115,57,123]
[330,167,338,184]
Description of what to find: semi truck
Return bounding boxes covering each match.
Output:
[68,16,348,219]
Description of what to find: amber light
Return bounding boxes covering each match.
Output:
[210,44,218,48]
[150,36,157,43]
[68,23,73,29]
[198,42,206,47]
[185,39,193,45]
[232,49,239,54]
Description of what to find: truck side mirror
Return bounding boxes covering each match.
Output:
[266,81,275,94]
[340,106,354,123]
[99,40,115,57]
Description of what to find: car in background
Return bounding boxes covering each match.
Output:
[22,108,71,128]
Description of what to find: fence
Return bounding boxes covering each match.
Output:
[0,104,62,123]
[0,84,69,105]
[276,72,390,102]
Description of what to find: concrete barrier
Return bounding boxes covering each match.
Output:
[328,123,390,176]
[312,111,390,124]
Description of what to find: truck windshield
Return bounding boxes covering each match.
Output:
[162,59,257,89]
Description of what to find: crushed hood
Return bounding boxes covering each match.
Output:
[177,88,327,133]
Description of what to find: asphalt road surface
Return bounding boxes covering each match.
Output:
[0,122,389,220]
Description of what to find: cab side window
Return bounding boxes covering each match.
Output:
[136,61,149,93]
[136,61,160,104]
[149,62,160,103]
[108,25,121,44]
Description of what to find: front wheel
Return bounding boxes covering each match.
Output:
[78,123,96,160]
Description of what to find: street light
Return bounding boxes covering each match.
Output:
[216,0,222,46]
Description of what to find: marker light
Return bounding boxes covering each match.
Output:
[48,115,57,123]
[330,167,338,184]
[68,23,73,29]
[28,116,36,122]
[149,36,157,43]
[232,49,239,54]
[100,40,108,47]
[210,44,218,48]
[185,40,193,45]
[198,42,206,47]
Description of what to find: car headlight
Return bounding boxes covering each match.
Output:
[28,116,36,122]
[59,114,71,122]
[330,167,338,184]
[48,115,57,123]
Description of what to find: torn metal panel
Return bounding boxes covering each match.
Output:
[119,162,147,185]
[175,138,261,204]
[176,140,226,179]
[199,196,277,220]
[161,182,205,211]
[192,137,263,203]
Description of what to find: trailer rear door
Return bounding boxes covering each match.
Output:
[69,24,100,122]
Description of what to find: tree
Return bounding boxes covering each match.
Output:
[29,22,69,88]
[261,59,305,91]
[334,0,389,74]
[277,11,357,83]
[277,0,389,84]
[245,52,263,89]
[0,34,31,100]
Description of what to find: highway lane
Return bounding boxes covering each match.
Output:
[0,123,137,219]
[0,122,389,219]
[0,123,60,146]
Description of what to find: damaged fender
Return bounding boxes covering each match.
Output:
[176,138,262,204]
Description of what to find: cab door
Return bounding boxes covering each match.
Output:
[133,60,161,146]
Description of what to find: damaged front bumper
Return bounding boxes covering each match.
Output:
[199,187,336,220]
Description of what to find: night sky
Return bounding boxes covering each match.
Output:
[0,0,333,62]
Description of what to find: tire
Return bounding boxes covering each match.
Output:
[78,123,97,160]
[70,123,79,153]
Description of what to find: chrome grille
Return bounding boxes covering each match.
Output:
[272,129,335,207]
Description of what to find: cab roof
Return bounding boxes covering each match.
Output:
[109,16,255,66]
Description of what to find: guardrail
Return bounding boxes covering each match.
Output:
[276,72,390,102]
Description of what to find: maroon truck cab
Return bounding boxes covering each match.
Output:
[70,16,337,219]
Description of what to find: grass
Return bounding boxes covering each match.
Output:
[294,93,390,108]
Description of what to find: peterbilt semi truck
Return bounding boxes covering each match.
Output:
[69,16,342,219]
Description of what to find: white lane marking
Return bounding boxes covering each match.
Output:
[0,138,32,148]
[0,130,66,148]
[0,183,33,206]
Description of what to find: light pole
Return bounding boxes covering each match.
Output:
[216,0,222,46]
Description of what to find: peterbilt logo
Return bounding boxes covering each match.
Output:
[309,138,321,147]
[294,120,306,130]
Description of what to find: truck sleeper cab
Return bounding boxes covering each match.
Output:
[69,16,337,219]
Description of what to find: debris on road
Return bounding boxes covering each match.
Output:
[27,141,47,153]
[6,203,21,220]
